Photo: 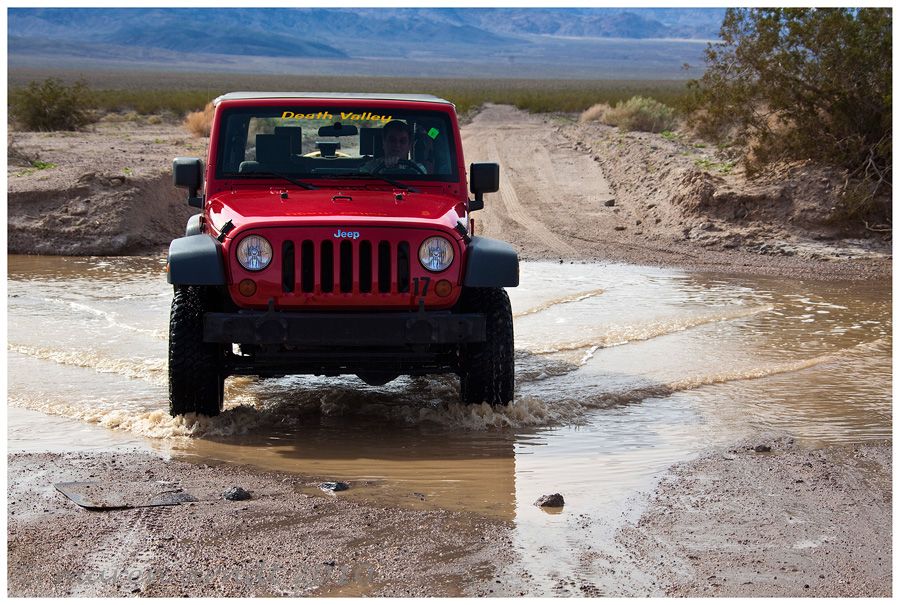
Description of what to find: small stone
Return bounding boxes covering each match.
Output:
[223,487,252,501]
[754,445,772,453]
[604,199,616,207]
[534,493,565,508]
[319,481,349,493]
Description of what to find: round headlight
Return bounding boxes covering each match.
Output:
[236,235,272,271]
[418,236,454,272]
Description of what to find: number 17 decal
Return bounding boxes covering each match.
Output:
[412,277,431,296]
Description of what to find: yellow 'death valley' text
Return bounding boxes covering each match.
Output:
[280,111,393,122]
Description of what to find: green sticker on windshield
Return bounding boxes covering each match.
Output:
[427,127,440,139]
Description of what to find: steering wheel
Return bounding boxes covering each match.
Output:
[373,159,426,175]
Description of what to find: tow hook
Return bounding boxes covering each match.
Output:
[256,297,287,342]
[406,298,433,343]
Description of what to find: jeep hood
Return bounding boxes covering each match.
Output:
[207,188,466,235]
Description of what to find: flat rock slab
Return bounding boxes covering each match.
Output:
[54,481,198,510]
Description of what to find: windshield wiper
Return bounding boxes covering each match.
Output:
[238,171,318,190]
[324,173,419,193]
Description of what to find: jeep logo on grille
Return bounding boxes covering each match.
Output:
[333,230,360,239]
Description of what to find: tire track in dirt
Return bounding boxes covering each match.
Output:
[461,104,613,258]
[69,505,164,596]
[487,138,579,256]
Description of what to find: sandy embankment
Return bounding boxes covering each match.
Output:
[465,104,890,280]
[8,121,202,255]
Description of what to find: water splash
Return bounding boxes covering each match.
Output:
[39,297,166,339]
[10,341,878,438]
[514,288,605,318]
[525,305,774,361]
[9,344,166,384]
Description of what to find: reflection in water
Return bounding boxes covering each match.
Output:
[174,419,519,519]
[7,255,892,594]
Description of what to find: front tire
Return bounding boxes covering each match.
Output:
[458,287,515,405]
[168,285,224,417]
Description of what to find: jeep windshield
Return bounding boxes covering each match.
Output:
[216,106,459,183]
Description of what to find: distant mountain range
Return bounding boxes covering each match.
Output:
[8,8,726,79]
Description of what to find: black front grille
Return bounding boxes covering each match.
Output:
[378,241,391,293]
[281,240,295,292]
[300,240,315,292]
[282,238,411,295]
[339,241,353,293]
[320,240,334,293]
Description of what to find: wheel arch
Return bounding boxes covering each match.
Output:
[167,234,226,286]
[462,236,519,287]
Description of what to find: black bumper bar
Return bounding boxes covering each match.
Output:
[204,309,486,346]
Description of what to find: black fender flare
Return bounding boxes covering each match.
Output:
[185,213,202,236]
[462,236,519,287]
[167,234,226,285]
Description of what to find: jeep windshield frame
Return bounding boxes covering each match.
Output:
[214,105,460,184]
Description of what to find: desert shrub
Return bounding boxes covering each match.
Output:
[184,102,215,137]
[9,78,95,131]
[686,8,891,225]
[581,96,677,133]
[579,103,611,123]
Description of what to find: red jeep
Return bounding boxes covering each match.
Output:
[167,93,518,417]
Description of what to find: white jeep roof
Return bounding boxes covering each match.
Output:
[214,92,453,106]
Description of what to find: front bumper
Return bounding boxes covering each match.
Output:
[204,308,485,346]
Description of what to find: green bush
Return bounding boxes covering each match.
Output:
[685,8,891,224]
[583,96,677,133]
[9,78,95,131]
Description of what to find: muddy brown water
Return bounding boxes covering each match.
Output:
[8,255,891,593]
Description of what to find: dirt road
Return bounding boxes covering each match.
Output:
[461,104,890,280]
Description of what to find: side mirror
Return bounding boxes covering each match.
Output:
[173,157,203,208]
[469,163,499,212]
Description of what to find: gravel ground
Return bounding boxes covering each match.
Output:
[618,437,892,597]
[9,438,889,597]
[7,451,512,597]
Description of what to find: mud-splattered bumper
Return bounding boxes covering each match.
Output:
[203,310,486,345]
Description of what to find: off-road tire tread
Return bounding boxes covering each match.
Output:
[168,286,224,417]
[459,287,515,405]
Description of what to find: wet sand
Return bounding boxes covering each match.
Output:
[7,451,512,597]
[619,437,892,597]
[8,437,891,596]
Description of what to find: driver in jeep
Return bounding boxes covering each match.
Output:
[361,119,427,174]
